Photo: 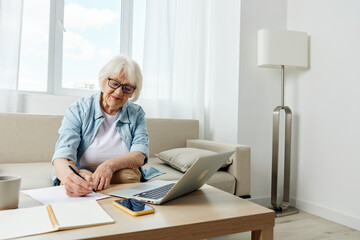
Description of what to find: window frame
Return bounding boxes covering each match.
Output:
[18,0,133,97]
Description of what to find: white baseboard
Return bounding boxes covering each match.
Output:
[249,196,360,231]
[295,199,360,231]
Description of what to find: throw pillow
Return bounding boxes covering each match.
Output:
[155,148,233,173]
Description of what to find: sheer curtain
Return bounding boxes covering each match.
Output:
[0,0,22,113]
[136,0,210,138]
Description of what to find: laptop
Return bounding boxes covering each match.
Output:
[109,151,234,205]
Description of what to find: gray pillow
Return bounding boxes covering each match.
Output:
[155,148,233,173]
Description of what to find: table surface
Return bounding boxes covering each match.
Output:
[18,184,274,240]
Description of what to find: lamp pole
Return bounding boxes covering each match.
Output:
[281,65,285,107]
[271,65,298,216]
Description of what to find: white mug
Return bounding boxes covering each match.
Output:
[0,176,21,210]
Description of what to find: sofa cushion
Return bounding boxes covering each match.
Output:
[0,113,63,164]
[0,162,53,190]
[155,148,233,173]
[146,158,236,194]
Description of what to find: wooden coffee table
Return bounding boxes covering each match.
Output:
[18,184,274,240]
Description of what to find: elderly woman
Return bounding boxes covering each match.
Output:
[52,55,148,197]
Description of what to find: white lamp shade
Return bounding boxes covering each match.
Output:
[258,29,308,69]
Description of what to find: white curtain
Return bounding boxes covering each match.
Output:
[137,0,210,138]
[0,0,23,113]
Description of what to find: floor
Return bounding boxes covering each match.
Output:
[210,211,360,240]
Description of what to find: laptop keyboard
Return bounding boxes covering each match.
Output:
[133,183,176,200]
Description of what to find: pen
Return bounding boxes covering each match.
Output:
[68,165,97,193]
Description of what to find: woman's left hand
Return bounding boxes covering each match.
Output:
[92,162,114,190]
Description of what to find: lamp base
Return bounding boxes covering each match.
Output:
[269,206,299,217]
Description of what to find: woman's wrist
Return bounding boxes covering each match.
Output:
[104,152,144,173]
[104,159,118,173]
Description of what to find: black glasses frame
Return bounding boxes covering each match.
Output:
[107,78,136,94]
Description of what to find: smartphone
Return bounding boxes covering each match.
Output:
[113,199,155,216]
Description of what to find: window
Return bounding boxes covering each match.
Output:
[18,0,50,92]
[61,0,121,91]
[18,0,133,95]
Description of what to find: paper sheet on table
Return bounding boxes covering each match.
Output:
[22,185,109,205]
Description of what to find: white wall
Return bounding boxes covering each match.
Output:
[237,0,287,201]
[286,0,360,231]
[237,0,360,231]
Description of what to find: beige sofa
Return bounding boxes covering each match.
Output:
[0,113,251,197]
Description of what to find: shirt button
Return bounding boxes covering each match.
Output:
[90,133,93,136]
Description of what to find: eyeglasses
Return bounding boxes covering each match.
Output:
[107,78,136,94]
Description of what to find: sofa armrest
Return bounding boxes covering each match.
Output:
[186,139,250,197]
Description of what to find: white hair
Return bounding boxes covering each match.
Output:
[98,55,143,102]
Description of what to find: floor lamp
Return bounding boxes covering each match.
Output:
[257,29,308,217]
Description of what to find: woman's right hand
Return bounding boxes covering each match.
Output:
[53,158,95,197]
[63,172,94,197]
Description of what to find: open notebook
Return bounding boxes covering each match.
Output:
[0,200,114,239]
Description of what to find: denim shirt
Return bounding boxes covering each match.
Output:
[51,91,149,185]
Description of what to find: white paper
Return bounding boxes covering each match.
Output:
[22,185,109,205]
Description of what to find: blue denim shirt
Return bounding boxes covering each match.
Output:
[51,91,149,185]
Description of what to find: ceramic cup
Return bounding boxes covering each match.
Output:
[0,176,21,210]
